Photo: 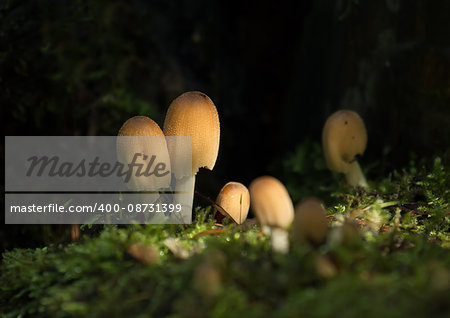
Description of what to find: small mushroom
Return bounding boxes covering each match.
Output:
[118,115,164,137]
[322,110,368,187]
[163,91,220,220]
[328,221,360,247]
[163,237,194,259]
[193,250,225,299]
[117,116,171,191]
[315,254,337,279]
[194,262,222,299]
[249,176,294,253]
[128,243,159,265]
[215,182,250,224]
[293,198,328,246]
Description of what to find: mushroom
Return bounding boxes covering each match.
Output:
[117,116,171,191]
[322,109,368,187]
[292,198,328,246]
[328,221,360,247]
[249,176,294,253]
[215,182,250,224]
[194,262,222,299]
[315,254,337,279]
[163,91,220,219]
[193,250,225,299]
[127,243,159,265]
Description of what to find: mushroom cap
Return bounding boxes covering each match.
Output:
[163,91,220,175]
[118,116,165,137]
[127,243,159,265]
[322,110,367,173]
[117,116,171,190]
[215,182,250,224]
[293,198,328,245]
[194,261,222,298]
[249,176,294,229]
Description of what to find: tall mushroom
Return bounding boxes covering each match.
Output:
[322,110,368,188]
[293,198,328,246]
[215,182,250,224]
[163,91,220,220]
[249,176,294,253]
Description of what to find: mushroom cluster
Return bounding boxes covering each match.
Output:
[114,91,372,254]
[116,91,220,223]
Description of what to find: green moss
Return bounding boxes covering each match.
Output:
[1,157,449,317]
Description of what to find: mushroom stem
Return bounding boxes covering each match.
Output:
[345,161,368,188]
[174,175,195,223]
[261,225,271,235]
[270,227,289,253]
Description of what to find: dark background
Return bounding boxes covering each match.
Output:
[1,0,449,249]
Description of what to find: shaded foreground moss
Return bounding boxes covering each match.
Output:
[1,158,449,317]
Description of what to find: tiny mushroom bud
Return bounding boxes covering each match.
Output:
[127,243,159,265]
[249,176,294,253]
[215,182,250,224]
[163,91,220,218]
[194,261,222,300]
[315,254,338,279]
[322,110,368,187]
[117,116,171,191]
[293,198,329,246]
[193,249,226,299]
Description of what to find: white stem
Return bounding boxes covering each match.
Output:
[262,225,271,235]
[345,161,368,188]
[270,227,289,253]
[173,175,195,223]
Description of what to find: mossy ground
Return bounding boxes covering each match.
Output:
[1,157,449,317]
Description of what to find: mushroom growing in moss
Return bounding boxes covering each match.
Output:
[215,182,250,224]
[117,115,171,191]
[163,91,220,217]
[322,109,368,187]
[249,176,294,253]
[293,198,328,246]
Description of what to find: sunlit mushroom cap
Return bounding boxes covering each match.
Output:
[117,116,171,190]
[118,116,164,137]
[293,198,328,245]
[249,176,294,229]
[163,91,220,175]
[322,110,367,173]
[215,182,250,224]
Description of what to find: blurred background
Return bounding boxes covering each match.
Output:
[2,0,449,250]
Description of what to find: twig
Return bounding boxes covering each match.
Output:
[194,190,233,221]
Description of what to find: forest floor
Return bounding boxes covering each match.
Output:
[1,157,449,317]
